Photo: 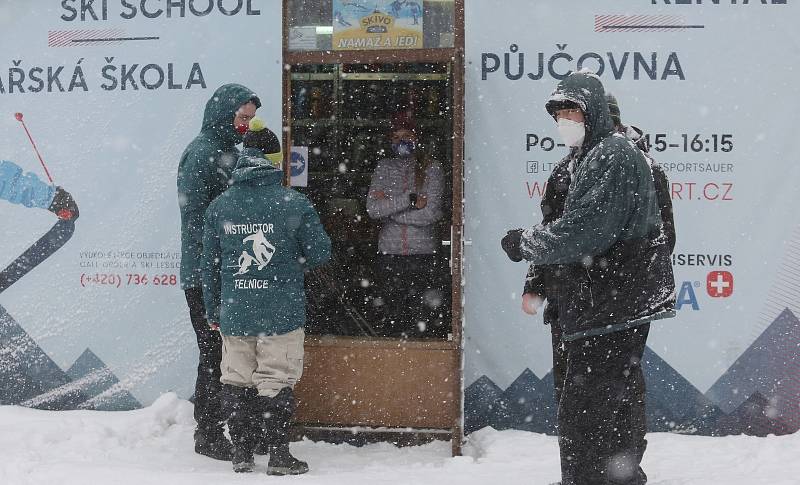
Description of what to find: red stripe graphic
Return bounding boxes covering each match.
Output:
[48,29,126,47]
[594,14,701,33]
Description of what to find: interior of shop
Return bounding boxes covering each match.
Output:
[290,62,455,340]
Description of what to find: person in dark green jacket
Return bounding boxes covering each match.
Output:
[176,83,260,461]
[501,72,674,485]
[202,119,331,475]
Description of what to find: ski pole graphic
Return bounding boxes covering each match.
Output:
[14,112,73,219]
[15,112,54,184]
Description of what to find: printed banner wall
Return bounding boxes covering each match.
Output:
[0,0,281,410]
[464,0,800,436]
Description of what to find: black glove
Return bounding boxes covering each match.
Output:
[501,229,525,262]
[48,186,79,221]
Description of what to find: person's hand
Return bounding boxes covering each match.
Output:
[370,190,387,200]
[415,194,428,209]
[48,187,79,221]
[501,229,524,262]
[521,293,544,315]
[208,321,220,331]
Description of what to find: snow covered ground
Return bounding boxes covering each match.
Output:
[1,394,798,485]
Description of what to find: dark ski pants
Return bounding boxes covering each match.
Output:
[558,324,650,485]
[375,254,449,338]
[549,317,566,408]
[185,287,226,437]
[544,298,566,407]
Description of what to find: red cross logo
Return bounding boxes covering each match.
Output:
[707,271,734,298]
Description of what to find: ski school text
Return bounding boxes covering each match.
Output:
[60,0,262,22]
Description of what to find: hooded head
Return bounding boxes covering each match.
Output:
[545,71,615,151]
[201,83,261,146]
[604,92,650,151]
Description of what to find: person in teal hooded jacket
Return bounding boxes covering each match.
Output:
[176,83,260,461]
[202,119,331,475]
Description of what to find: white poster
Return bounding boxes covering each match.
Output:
[0,0,282,408]
[464,0,800,436]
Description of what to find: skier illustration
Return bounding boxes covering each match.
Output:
[408,1,421,24]
[0,159,78,293]
[243,230,276,270]
[389,0,406,18]
[1,113,79,294]
[334,10,352,27]
[342,1,368,11]
[235,251,258,275]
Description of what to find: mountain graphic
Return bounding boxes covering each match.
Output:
[0,304,87,410]
[714,391,794,437]
[705,308,800,435]
[464,345,731,436]
[464,375,505,433]
[642,346,725,434]
[66,348,141,411]
[496,368,557,434]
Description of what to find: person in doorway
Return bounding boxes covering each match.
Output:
[177,83,261,461]
[202,118,331,474]
[366,117,446,338]
[502,72,675,485]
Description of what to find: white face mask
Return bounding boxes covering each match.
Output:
[556,118,586,147]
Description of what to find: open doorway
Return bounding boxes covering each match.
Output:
[290,62,454,341]
[282,0,465,455]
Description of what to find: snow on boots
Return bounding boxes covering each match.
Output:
[223,384,261,473]
[223,384,308,475]
[261,387,309,476]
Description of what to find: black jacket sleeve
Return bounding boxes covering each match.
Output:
[522,156,573,295]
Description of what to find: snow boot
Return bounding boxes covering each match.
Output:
[260,387,309,476]
[267,442,309,476]
[223,384,261,473]
[253,439,269,456]
[193,429,232,461]
[231,448,255,473]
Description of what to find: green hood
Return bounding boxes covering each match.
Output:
[232,148,283,185]
[545,72,615,152]
[200,83,261,147]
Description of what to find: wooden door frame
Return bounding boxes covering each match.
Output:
[280,0,465,456]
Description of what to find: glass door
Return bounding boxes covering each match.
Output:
[290,62,455,340]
